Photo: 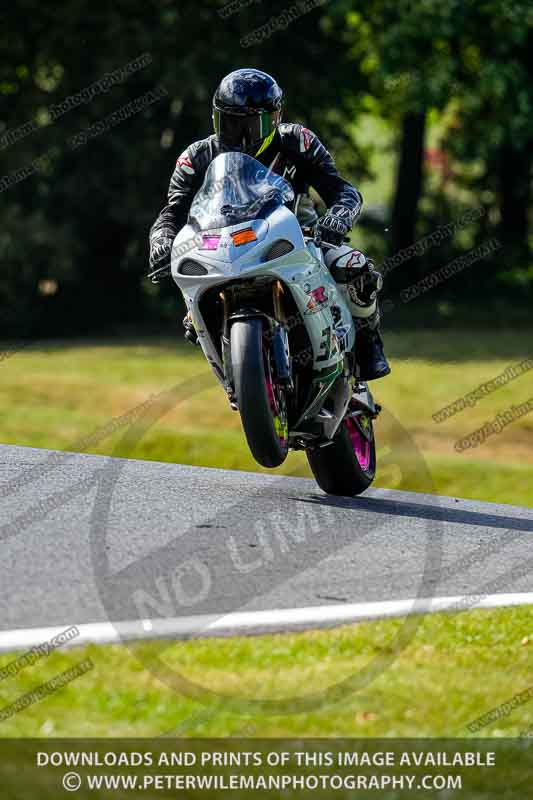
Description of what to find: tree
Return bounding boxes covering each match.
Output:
[0,0,369,336]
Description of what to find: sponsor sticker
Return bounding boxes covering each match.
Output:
[305,286,328,313]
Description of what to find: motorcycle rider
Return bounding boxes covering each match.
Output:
[149,68,390,380]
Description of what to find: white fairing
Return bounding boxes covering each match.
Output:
[171,156,354,390]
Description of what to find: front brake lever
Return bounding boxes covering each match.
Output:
[147,264,171,284]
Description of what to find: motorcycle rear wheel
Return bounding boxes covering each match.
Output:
[231,318,289,468]
[306,414,376,496]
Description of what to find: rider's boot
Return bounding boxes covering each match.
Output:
[325,246,391,381]
[353,307,390,381]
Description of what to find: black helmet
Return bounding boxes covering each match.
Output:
[213,68,283,156]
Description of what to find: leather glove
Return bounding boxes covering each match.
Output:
[148,236,173,283]
[316,204,355,246]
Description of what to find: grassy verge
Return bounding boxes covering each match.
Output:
[1,606,533,737]
[1,330,531,738]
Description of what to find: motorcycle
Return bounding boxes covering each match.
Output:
[170,152,380,496]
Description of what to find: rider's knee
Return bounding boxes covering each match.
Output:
[325,247,383,316]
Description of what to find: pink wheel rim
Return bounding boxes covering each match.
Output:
[345,416,371,471]
[264,345,288,448]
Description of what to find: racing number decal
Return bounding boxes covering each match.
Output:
[317,326,332,362]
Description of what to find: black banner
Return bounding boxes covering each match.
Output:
[0,738,531,798]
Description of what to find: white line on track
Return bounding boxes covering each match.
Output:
[1,592,533,653]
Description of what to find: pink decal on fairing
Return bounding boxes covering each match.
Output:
[199,235,221,250]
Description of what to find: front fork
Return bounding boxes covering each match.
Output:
[221,281,293,409]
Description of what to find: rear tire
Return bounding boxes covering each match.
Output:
[231,318,289,468]
[306,415,376,496]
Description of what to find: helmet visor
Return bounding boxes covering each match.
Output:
[213,108,280,154]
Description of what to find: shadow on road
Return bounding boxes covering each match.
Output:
[293,494,533,534]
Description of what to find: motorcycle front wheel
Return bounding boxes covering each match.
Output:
[231,318,289,468]
[306,414,376,496]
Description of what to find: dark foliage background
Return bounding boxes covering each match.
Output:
[1,0,531,337]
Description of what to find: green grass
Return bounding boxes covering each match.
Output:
[0,329,531,505]
[1,606,533,737]
[1,329,532,738]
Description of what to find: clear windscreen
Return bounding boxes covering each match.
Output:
[189,152,294,231]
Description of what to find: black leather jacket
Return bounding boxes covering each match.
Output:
[149,123,362,254]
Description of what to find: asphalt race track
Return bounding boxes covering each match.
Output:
[1,444,532,649]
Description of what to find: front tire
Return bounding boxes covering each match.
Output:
[306,415,376,496]
[231,318,289,468]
